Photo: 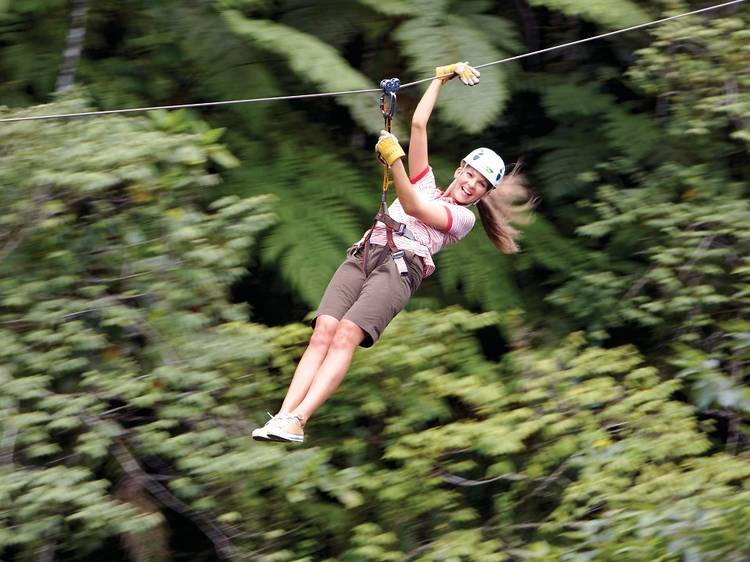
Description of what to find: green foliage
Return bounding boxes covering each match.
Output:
[545,8,750,418]
[526,73,663,200]
[224,133,376,307]
[550,177,750,415]
[394,0,521,133]
[528,0,652,29]
[629,7,750,148]
[354,0,418,17]
[2,1,750,560]
[0,97,276,558]
[221,9,382,133]
[357,326,750,562]
[437,227,520,312]
[0,0,67,103]
[230,317,750,561]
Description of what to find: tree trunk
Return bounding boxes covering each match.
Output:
[55,0,88,93]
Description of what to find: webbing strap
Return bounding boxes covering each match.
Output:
[374,212,416,240]
[361,78,409,277]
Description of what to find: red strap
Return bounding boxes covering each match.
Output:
[385,222,398,252]
[361,221,376,276]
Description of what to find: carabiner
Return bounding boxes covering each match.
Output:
[379,78,400,119]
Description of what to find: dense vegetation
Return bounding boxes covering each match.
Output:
[1,0,748,560]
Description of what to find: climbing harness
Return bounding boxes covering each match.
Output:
[356,78,416,277]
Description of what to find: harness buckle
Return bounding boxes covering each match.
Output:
[391,249,409,276]
[348,243,362,257]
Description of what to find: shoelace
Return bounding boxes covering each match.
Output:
[264,411,283,427]
[264,412,303,428]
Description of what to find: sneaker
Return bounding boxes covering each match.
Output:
[266,413,305,443]
[252,412,289,442]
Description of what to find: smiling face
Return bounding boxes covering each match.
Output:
[447,164,492,205]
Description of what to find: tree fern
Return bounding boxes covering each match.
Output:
[530,73,662,165]
[528,127,611,200]
[225,137,377,307]
[280,0,403,47]
[221,9,382,133]
[394,4,520,133]
[437,229,521,313]
[525,73,662,199]
[170,4,283,130]
[514,215,592,274]
[354,0,418,17]
[528,0,652,29]
[437,212,590,319]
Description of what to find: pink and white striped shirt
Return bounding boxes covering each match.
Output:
[357,166,476,277]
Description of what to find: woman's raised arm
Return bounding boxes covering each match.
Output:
[408,79,443,178]
[408,63,481,178]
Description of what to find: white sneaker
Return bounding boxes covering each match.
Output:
[266,414,305,443]
[252,412,289,442]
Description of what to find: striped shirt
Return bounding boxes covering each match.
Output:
[358,166,476,277]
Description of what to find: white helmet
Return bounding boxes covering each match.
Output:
[462,147,505,189]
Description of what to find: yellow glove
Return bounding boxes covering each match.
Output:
[375,130,405,166]
[434,61,480,86]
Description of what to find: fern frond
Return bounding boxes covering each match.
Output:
[464,14,524,54]
[354,0,418,16]
[221,10,382,133]
[603,104,663,164]
[395,12,514,133]
[174,5,283,103]
[515,216,591,273]
[527,0,652,29]
[437,228,521,313]
[528,128,609,199]
[530,74,615,118]
[526,74,662,197]
[280,1,377,49]
[226,138,377,306]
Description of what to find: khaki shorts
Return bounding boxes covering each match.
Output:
[314,244,425,347]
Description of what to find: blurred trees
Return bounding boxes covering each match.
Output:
[1,0,749,561]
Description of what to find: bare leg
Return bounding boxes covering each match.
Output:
[278,315,338,414]
[291,319,365,425]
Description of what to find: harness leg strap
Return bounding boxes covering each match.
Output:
[391,250,409,276]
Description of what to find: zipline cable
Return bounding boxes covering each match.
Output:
[407,0,748,88]
[0,0,745,124]
[0,87,384,123]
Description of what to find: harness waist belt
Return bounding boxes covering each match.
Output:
[374,212,416,241]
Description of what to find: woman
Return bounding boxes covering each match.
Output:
[253,61,532,443]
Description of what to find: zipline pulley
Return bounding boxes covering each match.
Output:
[379,78,400,121]
[379,78,400,124]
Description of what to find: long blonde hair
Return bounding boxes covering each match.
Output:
[476,164,535,254]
